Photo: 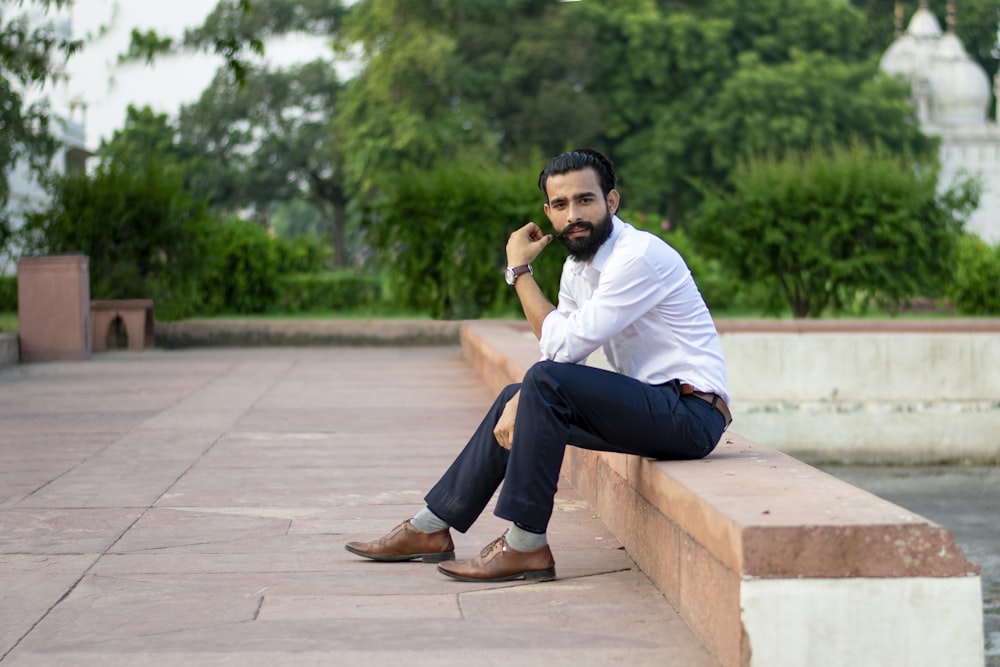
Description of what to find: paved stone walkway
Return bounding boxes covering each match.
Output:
[0,347,718,666]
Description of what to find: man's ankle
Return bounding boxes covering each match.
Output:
[411,507,449,533]
[506,522,548,552]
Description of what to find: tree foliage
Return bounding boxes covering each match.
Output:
[693,142,978,317]
[584,0,936,219]
[0,0,81,251]
[19,159,216,319]
[99,105,187,169]
[333,0,497,191]
[177,60,349,265]
[949,234,1000,315]
[370,158,560,319]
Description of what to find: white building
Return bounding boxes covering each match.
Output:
[880,1,1000,243]
[2,7,91,274]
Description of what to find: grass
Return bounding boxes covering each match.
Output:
[0,312,17,332]
[1,304,987,333]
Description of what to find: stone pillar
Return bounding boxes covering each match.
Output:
[16,255,91,362]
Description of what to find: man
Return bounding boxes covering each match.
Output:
[345,148,730,583]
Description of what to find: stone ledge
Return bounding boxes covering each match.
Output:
[716,317,1000,333]
[155,318,462,348]
[459,320,985,667]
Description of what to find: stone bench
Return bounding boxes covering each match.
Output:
[90,299,154,352]
[459,320,985,667]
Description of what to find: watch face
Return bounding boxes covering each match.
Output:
[505,264,530,285]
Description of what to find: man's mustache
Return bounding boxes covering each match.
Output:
[557,221,594,239]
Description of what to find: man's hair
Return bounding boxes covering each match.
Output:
[538,148,617,201]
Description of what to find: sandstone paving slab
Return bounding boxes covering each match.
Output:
[0,432,115,459]
[3,628,716,667]
[0,508,144,554]
[0,479,46,507]
[7,568,713,666]
[7,571,261,652]
[13,459,202,509]
[193,433,473,470]
[155,466,432,509]
[0,345,719,666]
[0,555,98,657]
[232,406,483,436]
[106,507,293,555]
[0,418,150,438]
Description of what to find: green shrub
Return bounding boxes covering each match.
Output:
[692,142,976,317]
[370,160,562,319]
[19,161,216,321]
[276,272,380,313]
[950,234,1000,315]
[274,234,332,275]
[197,219,283,315]
[0,275,15,311]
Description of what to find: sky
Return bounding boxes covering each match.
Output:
[62,0,338,151]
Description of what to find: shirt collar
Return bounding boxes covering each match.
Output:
[568,215,623,276]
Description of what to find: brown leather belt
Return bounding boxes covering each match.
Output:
[680,383,732,429]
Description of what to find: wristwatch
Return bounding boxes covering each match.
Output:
[504,264,532,286]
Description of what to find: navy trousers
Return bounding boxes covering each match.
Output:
[425,360,725,533]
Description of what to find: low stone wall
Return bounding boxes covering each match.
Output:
[0,332,18,368]
[154,318,462,348]
[460,320,986,667]
[717,319,1000,463]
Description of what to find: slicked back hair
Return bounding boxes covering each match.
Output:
[538,148,617,202]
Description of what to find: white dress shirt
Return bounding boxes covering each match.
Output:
[539,216,730,405]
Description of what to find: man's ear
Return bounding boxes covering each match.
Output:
[543,202,553,224]
[606,189,620,215]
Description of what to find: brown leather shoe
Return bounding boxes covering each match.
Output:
[344,519,455,563]
[437,534,556,582]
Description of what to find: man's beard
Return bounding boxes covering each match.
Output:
[556,211,613,262]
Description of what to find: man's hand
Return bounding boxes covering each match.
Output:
[507,222,553,267]
[493,390,519,450]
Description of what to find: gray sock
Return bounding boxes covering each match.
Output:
[410,507,449,533]
[505,523,548,552]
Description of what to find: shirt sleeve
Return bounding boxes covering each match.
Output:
[540,253,669,364]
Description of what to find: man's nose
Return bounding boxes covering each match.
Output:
[566,202,582,222]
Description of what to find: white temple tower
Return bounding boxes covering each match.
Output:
[880,1,1000,242]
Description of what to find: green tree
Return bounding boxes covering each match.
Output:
[705,49,936,174]
[693,142,977,317]
[333,1,488,192]
[0,0,80,257]
[99,105,188,168]
[587,0,934,221]
[114,0,347,82]
[177,60,350,266]
[446,0,606,160]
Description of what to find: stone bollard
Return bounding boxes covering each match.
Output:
[16,255,91,362]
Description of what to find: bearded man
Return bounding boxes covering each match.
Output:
[346,148,731,582]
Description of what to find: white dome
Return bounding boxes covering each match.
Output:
[879,8,942,79]
[880,34,920,78]
[907,7,943,38]
[927,33,991,126]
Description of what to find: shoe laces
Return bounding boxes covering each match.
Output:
[480,534,507,558]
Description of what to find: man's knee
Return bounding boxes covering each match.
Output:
[499,383,521,401]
